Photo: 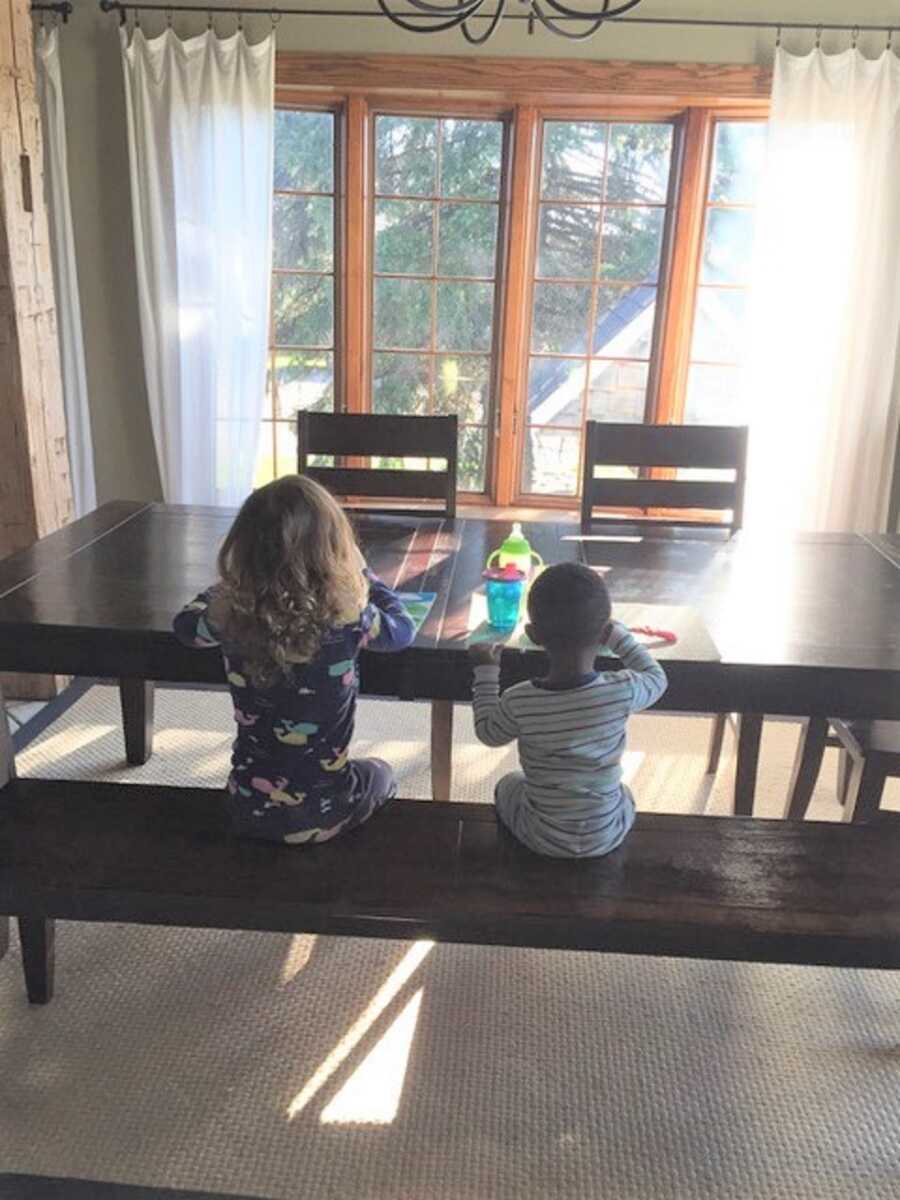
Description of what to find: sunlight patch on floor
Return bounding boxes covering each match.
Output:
[280,934,318,985]
[286,940,434,1121]
[320,988,424,1126]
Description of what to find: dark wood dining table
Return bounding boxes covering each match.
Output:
[1,500,899,813]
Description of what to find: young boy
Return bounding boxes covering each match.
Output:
[469,561,667,859]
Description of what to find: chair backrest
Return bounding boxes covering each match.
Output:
[580,421,749,534]
[297,412,458,518]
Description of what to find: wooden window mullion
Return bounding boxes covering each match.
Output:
[343,95,371,415]
[495,104,539,506]
[654,106,714,427]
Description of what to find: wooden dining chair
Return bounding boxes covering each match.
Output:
[580,421,750,788]
[580,421,749,533]
[297,412,458,519]
[786,718,900,824]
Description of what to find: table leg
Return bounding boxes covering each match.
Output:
[430,700,454,803]
[1,677,14,965]
[734,713,763,817]
[119,679,155,766]
[18,916,55,1004]
[705,713,729,776]
[784,717,828,821]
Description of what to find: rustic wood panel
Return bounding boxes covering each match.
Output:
[0,0,73,699]
[276,54,772,106]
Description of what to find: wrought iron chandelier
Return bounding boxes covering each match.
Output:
[374,0,646,44]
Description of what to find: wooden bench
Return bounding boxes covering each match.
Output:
[3,777,900,1004]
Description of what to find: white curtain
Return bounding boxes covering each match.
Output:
[121,27,274,507]
[36,26,97,518]
[744,48,900,534]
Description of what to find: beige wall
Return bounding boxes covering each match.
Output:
[59,0,900,504]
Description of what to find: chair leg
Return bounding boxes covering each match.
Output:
[705,713,728,776]
[836,748,853,806]
[18,916,55,1004]
[844,753,889,825]
[734,713,763,817]
[784,717,828,821]
[430,700,453,803]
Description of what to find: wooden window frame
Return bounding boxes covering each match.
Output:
[275,55,770,508]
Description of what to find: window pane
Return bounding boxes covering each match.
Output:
[606,123,673,204]
[459,425,486,491]
[275,420,300,479]
[273,196,333,272]
[274,110,333,192]
[684,363,744,424]
[710,122,768,205]
[372,352,430,415]
[437,202,499,278]
[588,359,648,422]
[522,427,582,495]
[701,208,757,284]
[374,278,432,349]
[275,351,334,418]
[690,287,749,364]
[375,116,437,196]
[440,119,503,199]
[375,200,433,276]
[531,282,592,354]
[254,421,275,487]
[541,122,606,200]
[537,204,598,280]
[592,285,656,358]
[599,206,665,282]
[527,357,586,427]
[436,282,495,352]
[435,355,489,425]
[273,275,333,347]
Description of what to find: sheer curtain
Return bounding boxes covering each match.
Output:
[121,26,274,507]
[36,26,97,517]
[744,47,900,534]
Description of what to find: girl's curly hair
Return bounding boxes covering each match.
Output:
[215,475,368,687]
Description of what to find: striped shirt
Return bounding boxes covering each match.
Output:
[472,621,667,857]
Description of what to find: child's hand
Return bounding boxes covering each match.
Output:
[469,643,502,668]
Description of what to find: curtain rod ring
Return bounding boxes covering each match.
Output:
[775,24,781,48]
[271,9,282,26]
[851,25,859,50]
[815,24,822,49]
[888,28,895,52]
[134,6,141,27]
[237,9,244,30]
[207,8,213,28]
[166,6,173,26]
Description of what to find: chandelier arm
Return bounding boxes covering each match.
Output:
[398,0,482,16]
[536,0,643,23]
[460,0,506,43]
[528,0,607,40]
[375,0,478,31]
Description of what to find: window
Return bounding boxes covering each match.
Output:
[371,115,505,492]
[523,120,675,496]
[257,108,337,485]
[685,120,767,425]
[263,64,768,507]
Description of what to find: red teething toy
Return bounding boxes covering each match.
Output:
[630,625,677,644]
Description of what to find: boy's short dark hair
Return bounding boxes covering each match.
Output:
[527,562,611,649]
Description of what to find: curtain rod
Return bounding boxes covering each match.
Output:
[32,1,72,19]
[97,1,899,37]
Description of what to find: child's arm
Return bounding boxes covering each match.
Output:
[604,620,668,712]
[172,588,222,649]
[470,645,519,747]
[360,570,417,653]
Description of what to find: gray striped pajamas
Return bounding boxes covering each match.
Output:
[472,621,668,858]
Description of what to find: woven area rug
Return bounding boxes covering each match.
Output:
[1,686,898,1200]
